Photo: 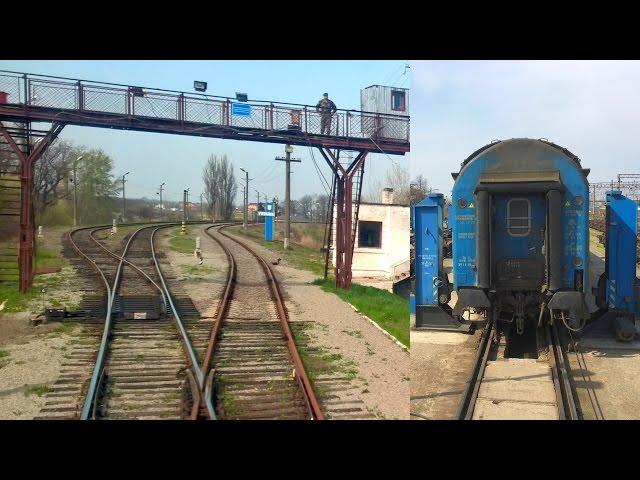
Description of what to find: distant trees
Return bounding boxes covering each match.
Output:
[132,202,156,222]
[364,163,410,205]
[30,139,119,226]
[75,149,119,224]
[315,193,330,221]
[288,193,332,222]
[298,195,314,219]
[410,174,431,205]
[33,139,82,211]
[203,154,237,221]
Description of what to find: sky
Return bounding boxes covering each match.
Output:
[411,60,640,195]
[0,60,410,205]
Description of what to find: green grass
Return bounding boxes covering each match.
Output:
[313,278,409,347]
[229,225,325,276]
[289,322,362,399]
[34,243,63,269]
[0,282,41,313]
[52,322,79,334]
[0,241,70,312]
[230,224,409,346]
[168,227,196,254]
[182,265,215,276]
[219,389,238,417]
[0,350,10,369]
[23,384,52,397]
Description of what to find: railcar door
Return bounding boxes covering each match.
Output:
[491,194,546,291]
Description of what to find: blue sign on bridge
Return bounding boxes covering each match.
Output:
[231,103,252,117]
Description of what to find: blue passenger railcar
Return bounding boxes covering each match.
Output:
[450,139,590,334]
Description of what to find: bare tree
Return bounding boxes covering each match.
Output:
[384,163,410,205]
[203,154,237,221]
[410,174,431,205]
[363,178,383,203]
[363,163,410,205]
[299,194,314,220]
[33,139,81,212]
[315,193,330,222]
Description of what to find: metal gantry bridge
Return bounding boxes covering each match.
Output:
[0,70,410,292]
[590,176,640,213]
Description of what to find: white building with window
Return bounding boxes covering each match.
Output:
[331,188,410,291]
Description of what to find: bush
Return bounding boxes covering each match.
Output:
[37,199,74,227]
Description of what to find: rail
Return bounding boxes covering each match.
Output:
[205,224,325,420]
[78,225,142,419]
[456,320,579,420]
[76,223,214,419]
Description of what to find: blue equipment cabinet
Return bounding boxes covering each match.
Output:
[412,193,472,332]
[263,201,275,241]
[593,190,640,341]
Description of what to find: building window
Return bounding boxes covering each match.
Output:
[507,198,531,237]
[391,90,406,112]
[358,221,382,248]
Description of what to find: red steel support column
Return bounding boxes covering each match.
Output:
[0,121,64,292]
[321,149,368,290]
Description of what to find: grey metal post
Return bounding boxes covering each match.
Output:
[183,189,187,224]
[72,155,82,226]
[255,189,261,224]
[159,182,165,221]
[276,145,301,250]
[240,168,249,231]
[121,172,130,222]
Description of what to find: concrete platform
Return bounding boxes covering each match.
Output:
[566,236,640,419]
[472,359,558,420]
[410,329,479,419]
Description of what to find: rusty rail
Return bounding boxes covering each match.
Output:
[456,318,579,420]
[208,224,324,420]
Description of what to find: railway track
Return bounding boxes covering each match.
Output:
[37,223,207,419]
[456,319,579,420]
[37,221,323,420]
[202,224,323,420]
[590,217,640,263]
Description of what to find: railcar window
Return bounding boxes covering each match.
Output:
[391,90,406,112]
[507,199,531,237]
[358,221,382,248]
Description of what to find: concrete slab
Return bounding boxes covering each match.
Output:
[566,236,640,419]
[411,330,471,346]
[410,328,479,419]
[473,398,559,420]
[472,359,557,419]
[478,361,556,404]
[578,337,640,351]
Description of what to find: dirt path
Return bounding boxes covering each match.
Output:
[156,224,229,318]
[223,229,409,420]
[0,313,83,419]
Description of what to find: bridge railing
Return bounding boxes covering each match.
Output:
[0,71,410,144]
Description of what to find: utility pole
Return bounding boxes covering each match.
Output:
[159,182,165,221]
[255,189,261,224]
[200,193,204,220]
[276,144,301,249]
[239,168,251,232]
[183,190,187,222]
[72,155,83,226]
[185,188,190,221]
[122,172,130,222]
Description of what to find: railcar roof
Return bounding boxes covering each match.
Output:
[458,138,582,171]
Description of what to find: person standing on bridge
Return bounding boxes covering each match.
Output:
[316,93,337,135]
